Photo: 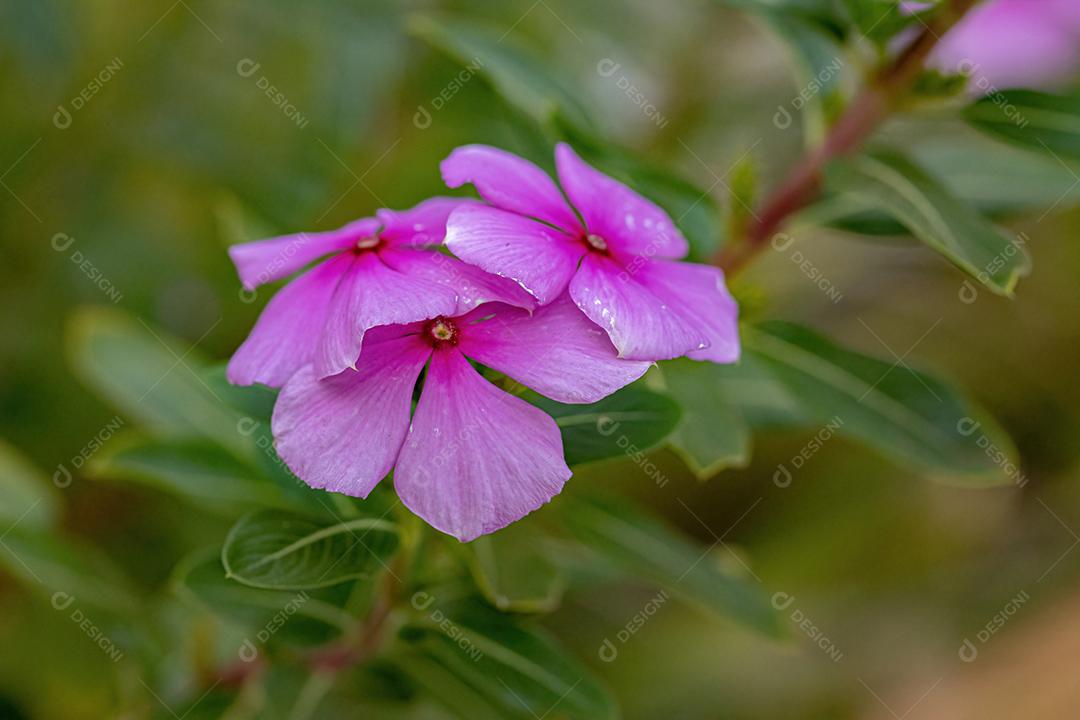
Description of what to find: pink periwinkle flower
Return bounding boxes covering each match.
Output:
[917,0,1080,91]
[440,144,740,364]
[270,295,651,541]
[227,197,534,387]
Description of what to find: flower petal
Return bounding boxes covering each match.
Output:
[229,217,380,291]
[394,347,571,542]
[458,295,651,403]
[554,143,689,260]
[441,144,580,231]
[569,254,727,362]
[375,197,476,249]
[445,204,584,305]
[314,252,458,378]
[271,335,432,497]
[378,246,535,313]
[637,260,740,363]
[927,0,1080,91]
[226,256,348,388]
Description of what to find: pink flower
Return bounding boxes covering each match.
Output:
[919,0,1080,91]
[440,144,740,364]
[227,197,534,388]
[270,295,651,541]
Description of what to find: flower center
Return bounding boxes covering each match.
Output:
[585,233,608,252]
[355,236,382,251]
[425,317,459,346]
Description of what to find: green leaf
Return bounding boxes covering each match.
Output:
[715,0,840,25]
[172,549,352,644]
[399,598,617,720]
[201,364,277,423]
[963,89,1080,161]
[466,518,564,613]
[813,129,1080,233]
[87,435,292,512]
[914,132,1080,215]
[0,440,59,531]
[558,494,785,638]
[146,684,261,720]
[0,531,138,613]
[912,68,970,100]
[756,10,846,145]
[527,385,681,466]
[841,0,923,46]
[393,648,507,720]
[745,321,1018,483]
[409,14,593,133]
[659,360,752,477]
[722,154,759,259]
[826,151,1031,295]
[193,366,325,512]
[67,307,255,461]
[222,510,399,590]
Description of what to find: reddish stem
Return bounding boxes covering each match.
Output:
[308,563,400,673]
[716,0,982,275]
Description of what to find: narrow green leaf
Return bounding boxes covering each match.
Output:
[87,435,292,512]
[193,366,326,512]
[755,11,846,145]
[660,360,752,478]
[0,440,59,531]
[0,531,138,613]
[409,14,593,133]
[400,598,617,720]
[714,0,841,27]
[146,685,256,720]
[67,307,254,461]
[393,648,507,720]
[466,518,564,613]
[745,321,1019,483]
[222,510,399,590]
[559,494,785,638]
[201,364,277,423]
[963,89,1080,160]
[527,385,681,466]
[914,133,1080,215]
[813,129,1080,233]
[841,0,923,46]
[826,151,1031,295]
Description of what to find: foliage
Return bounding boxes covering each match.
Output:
[2,0,1078,718]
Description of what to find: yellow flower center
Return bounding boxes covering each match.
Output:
[585,234,608,251]
[356,236,381,250]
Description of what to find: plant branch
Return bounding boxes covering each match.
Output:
[307,547,409,673]
[305,514,422,675]
[715,0,982,275]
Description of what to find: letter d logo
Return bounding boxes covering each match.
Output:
[773,105,792,130]
[413,105,432,130]
[598,638,618,662]
[773,464,792,488]
[53,105,73,130]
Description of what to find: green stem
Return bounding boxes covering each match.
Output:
[288,671,336,720]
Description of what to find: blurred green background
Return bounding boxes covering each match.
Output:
[2,0,1080,718]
